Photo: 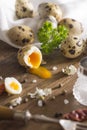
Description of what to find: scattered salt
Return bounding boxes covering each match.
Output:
[64,99,69,104]
[9,105,13,109]
[29,87,52,99]
[37,100,43,107]
[32,79,37,83]
[10,97,22,106]
[25,98,29,102]
[0,76,3,80]
[52,66,57,71]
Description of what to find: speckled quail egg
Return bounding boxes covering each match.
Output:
[7,25,34,48]
[59,18,83,36]
[38,2,62,22]
[4,77,22,95]
[60,36,85,59]
[17,44,42,68]
[37,15,57,30]
[15,0,35,18]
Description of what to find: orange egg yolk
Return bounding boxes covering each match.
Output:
[10,82,19,90]
[29,66,52,79]
[28,52,41,68]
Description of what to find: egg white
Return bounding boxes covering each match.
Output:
[4,77,22,94]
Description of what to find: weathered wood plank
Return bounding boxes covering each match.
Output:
[0,40,86,130]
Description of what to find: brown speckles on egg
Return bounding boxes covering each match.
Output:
[72,46,75,49]
[18,26,22,29]
[78,51,80,54]
[49,8,51,11]
[59,18,83,35]
[69,24,73,28]
[22,38,30,43]
[22,7,27,12]
[73,37,78,40]
[69,49,75,55]
[18,26,25,32]
[16,11,18,14]
[72,19,76,22]
[15,0,34,19]
[29,34,33,37]
[64,41,66,44]
[17,34,20,37]
[61,49,66,55]
[22,28,25,31]
[8,25,34,47]
[38,3,62,22]
[68,45,71,48]
[15,39,18,42]
[63,19,66,23]
[45,5,49,9]
[29,10,33,15]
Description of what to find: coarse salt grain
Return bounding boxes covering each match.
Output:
[32,79,37,83]
[37,100,43,107]
[0,76,3,80]
[64,99,69,104]
[52,66,58,71]
[9,105,13,109]
[15,97,22,105]
[25,98,29,102]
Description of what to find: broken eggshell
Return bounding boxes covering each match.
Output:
[7,25,34,48]
[17,44,42,69]
[60,35,86,59]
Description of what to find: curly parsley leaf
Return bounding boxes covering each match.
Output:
[37,21,68,54]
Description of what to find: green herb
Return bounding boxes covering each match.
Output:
[37,21,68,54]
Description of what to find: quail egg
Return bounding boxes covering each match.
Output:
[17,44,42,68]
[60,36,85,58]
[59,18,83,36]
[15,0,35,18]
[7,25,34,47]
[38,2,62,22]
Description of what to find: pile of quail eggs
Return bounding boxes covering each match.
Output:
[7,0,86,59]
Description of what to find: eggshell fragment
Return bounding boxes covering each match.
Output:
[17,44,42,69]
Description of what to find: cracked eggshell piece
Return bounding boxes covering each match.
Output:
[17,44,42,68]
[60,36,85,59]
[59,18,83,36]
[37,15,57,30]
[15,0,35,18]
[7,25,34,47]
[4,77,22,95]
[38,2,62,22]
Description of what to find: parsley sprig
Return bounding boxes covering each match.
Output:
[37,21,68,54]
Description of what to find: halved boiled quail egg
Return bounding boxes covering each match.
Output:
[4,77,22,94]
[18,45,42,69]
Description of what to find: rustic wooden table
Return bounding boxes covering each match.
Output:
[0,40,86,130]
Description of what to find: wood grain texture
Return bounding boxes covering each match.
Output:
[0,40,86,130]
